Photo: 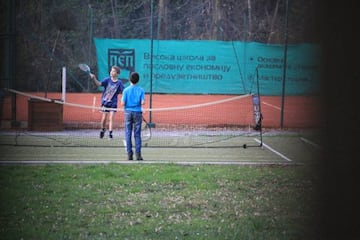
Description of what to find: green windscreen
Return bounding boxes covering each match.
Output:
[94,38,320,95]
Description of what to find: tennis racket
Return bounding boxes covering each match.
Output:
[78,63,91,75]
[141,116,152,141]
[252,94,263,131]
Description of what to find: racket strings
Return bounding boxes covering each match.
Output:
[78,63,90,72]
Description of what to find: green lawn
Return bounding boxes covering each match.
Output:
[0,164,320,239]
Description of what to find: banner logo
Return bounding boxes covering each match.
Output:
[108,49,135,72]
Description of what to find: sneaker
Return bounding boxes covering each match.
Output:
[100,130,105,139]
[109,133,113,139]
[128,153,133,161]
[136,154,143,161]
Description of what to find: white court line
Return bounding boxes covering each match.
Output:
[262,101,281,111]
[122,140,127,153]
[0,160,298,165]
[254,138,292,162]
[299,137,321,149]
[92,96,96,113]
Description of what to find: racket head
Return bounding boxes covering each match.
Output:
[78,63,91,74]
[141,117,151,141]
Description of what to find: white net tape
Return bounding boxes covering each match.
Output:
[5,88,251,112]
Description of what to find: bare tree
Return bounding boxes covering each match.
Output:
[211,0,221,39]
[247,0,252,40]
[110,0,119,38]
[267,0,280,43]
[10,0,319,92]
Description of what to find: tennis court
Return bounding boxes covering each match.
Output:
[0,128,321,165]
[0,87,322,165]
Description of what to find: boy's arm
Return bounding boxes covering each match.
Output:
[120,93,125,106]
[90,74,101,87]
[141,90,145,105]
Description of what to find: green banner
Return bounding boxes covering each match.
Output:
[94,38,320,95]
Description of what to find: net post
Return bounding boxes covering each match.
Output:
[245,66,263,148]
[256,66,263,147]
[61,66,66,102]
[148,0,155,129]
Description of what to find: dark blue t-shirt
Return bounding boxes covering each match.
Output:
[101,77,124,108]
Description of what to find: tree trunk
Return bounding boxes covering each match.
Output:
[212,0,221,39]
[110,0,119,38]
[247,0,252,40]
[267,0,280,43]
[157,0,165,39]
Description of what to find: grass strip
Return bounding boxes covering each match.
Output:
[0,164,319,239]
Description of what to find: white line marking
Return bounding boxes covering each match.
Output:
[254,138,292,162]
[92,96,96,113]
[262,101,281,111]
[122,140,127,153]
[0,160,300,165]
[299,137,321,149]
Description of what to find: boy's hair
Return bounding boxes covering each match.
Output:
[112,66,121,74]
[130,72,140,84]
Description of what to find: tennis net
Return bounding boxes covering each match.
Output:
[0,89,262,148]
